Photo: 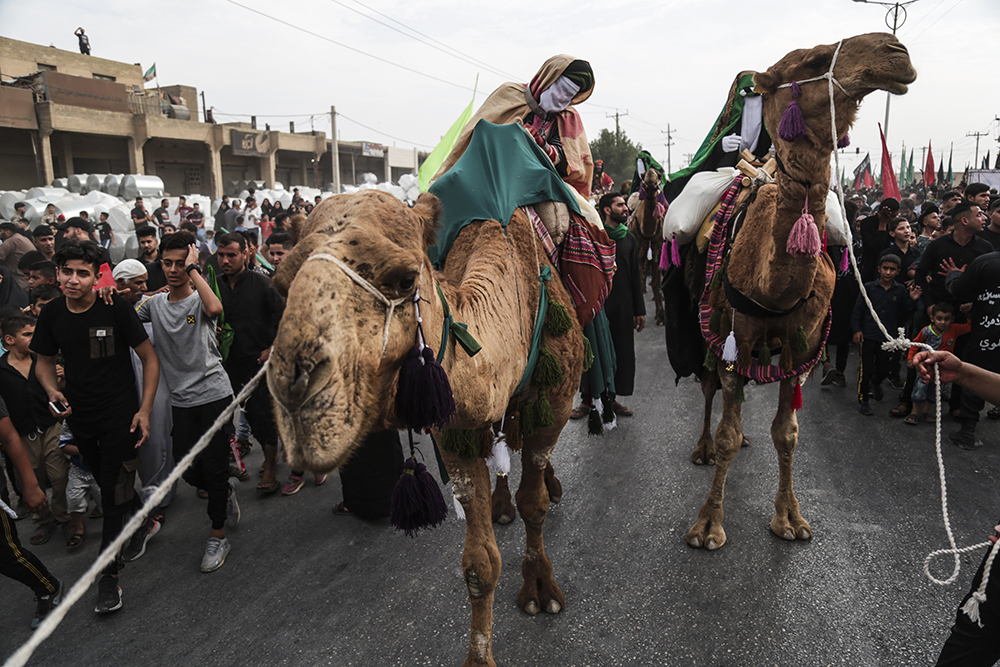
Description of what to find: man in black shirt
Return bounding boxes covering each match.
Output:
[130,198,152,229]
[31,240,160,615]
[858,197,900,282]
[136,226,167,292]
[914,203,992,311]
[151,199,171,230]
[978,198,1000,250]
[216,233,285,493]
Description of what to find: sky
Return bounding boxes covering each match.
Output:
[2,0,998,180]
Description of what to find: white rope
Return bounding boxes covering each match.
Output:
[306,253,411,355]
[822,42,979,593]
[3,363,269,667]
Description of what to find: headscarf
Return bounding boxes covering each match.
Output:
[434,55,595,197]
[112,259,148,282]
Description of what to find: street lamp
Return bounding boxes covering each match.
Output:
[852,0,920,146]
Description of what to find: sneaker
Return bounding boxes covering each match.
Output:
[948,429,983,451]
[226,477,241,528]
[832,372,847,388]
[858,402,874,416]
[94,576,122,614]
[201,537,231,573]
[821,367,837,385]
[122,519,161,562]
[889,376,905,390]
[280,474,306,496]
[872,383,884,401]
[32,578,63,628]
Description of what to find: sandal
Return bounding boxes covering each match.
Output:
[570,405,591,420]
[889,403,910,418]
[332,502,352,516]
[228,465,249,482]
[197,489,209,499]
[613,402,633,417]
[66,532,86,551]
[923,413,936,423]
[988,407,1000,420]
[281,474,306,496]
[257,479,281,494]
[30,523,58,546]
[903,414,918,425]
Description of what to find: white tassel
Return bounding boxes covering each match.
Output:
[485,434,510,476]
[722,328,738,364]
[0,498,17,518]
[452,493,466,521]
[961,592,987,627]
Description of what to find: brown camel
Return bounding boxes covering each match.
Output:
[681,33,915,550]
[631,167,666,325]
[266,190,584,667]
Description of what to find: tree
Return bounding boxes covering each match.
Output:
[589,128,642,189]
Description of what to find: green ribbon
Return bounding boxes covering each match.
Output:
[435,283,482,364]
[515,265,552,394]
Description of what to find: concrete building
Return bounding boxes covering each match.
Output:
[0,36,426,197]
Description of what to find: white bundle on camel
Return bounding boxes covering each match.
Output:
[662,167,739,244]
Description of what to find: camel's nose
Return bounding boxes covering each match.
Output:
[270,341,332,411]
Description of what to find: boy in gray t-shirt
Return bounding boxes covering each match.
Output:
[135,232,240,573]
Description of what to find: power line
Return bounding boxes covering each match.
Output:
[223,0,476,93]
[335,111,434,149]
[330,0,517,80]
[214,110,331,119]
[898,0,949,37]
[907,0,966,41]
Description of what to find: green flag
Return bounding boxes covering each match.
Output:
[907,150,915,185]
[899,146,906,186]
[419,93,476,192]
[143,63,156,83]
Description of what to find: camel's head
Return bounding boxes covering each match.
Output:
[266,190,440,473]
[642,167,661,193]
[754,33,916,151]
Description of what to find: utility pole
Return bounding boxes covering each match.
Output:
[683,153,695,168]
[606,109,628,138]
[852,0,920,146]
[661,124,676,173]
[968,130,988,167]
[200,91,207,123]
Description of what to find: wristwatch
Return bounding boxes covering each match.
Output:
[185,264,202,274]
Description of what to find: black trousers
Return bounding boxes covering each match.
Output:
[340,430,404,520]
[1,487,58,597]
[172,398,234,530]
[226,360,278,447]
[857,339,891,403]
[69,416,140,575]
[935,541,1000,666]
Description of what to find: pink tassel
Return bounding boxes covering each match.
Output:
[779,101,807,142]
[659,240,671,270]
[839,247,850,272]
[787,194,820,257]
[671,236,681,266]
[837,134,850,149]
[653,202,667,220]
[791,382,803,410]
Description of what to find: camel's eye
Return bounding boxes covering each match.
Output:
[398,276,416,294]
[806,56,828,70]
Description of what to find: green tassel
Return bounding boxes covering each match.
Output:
[520,401,537,438]
[532,346,564,387]
[709,309,723,334]
[791,325,809,353]
[534,389,554,428]
[544,299,573,337]
[819,343,829,363]
[704,348,717,372]
[733,378,746,403]
[582,335,594,372]
[440,429,479,460]
[757,345,772,366]
[708,270,722,292]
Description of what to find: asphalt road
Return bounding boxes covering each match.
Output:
[3,288,999,667]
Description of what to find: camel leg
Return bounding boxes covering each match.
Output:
[691,370,720,465]
[770,377,812,541]
[543,460,562,503]
[687,369,744,550]
[491,473,516,524]
[443,451,502,667]
[514,426,565,616]
[651,261,665,326]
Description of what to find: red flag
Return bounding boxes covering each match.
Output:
[96,262,116,289]
[924,140,935,187]
[878,123,900,201]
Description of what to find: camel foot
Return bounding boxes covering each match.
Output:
[655,317,664,326]
[687,516,726,550]
[518,557,565,617]
[690,440,716,466]
[741,436,750,448]
[544,462,562,504]
[491,475,517,524]
[770,510,812,542]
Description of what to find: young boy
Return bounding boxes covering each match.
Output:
[30,240,160,614]
[135,231,240,573]
[29,284,61,318]
[58,420,102,551]
[905,303,972,424]
[0,395,63,629]
[851,254,922,415]
[0,316,68,545]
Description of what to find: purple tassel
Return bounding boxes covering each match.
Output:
[837,134,851,149]
[671,236,682,266]
[839,247,850,272]
[787,210,821,257]
[659,240,672,270]
[791,81,801,98]
[390,456,448,537]
[395,345,456,431]
[779,100,807,142]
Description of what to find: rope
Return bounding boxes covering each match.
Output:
[822,41,981,594]
[3,363,269,667]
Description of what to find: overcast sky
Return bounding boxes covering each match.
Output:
[3,0,998,179]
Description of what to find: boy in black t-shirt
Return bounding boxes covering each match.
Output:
[30,240,160,615]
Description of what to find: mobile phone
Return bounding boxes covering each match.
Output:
[48,400,68,414]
